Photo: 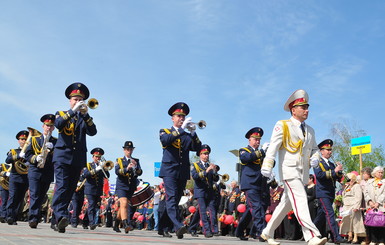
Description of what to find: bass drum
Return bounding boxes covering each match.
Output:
[130,182,154,207]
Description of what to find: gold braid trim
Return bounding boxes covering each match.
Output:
[11,149,17,161]
[58,111,75,135]
[193,162,207,181]
[162,128,181,149]
[31,136,42,154]
[239,148,261,165]
[280,120,303,154]
[86,117,94,126]
[87,162,96,177]
[118,158,129,177]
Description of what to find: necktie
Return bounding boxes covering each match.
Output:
[300,122,306,137]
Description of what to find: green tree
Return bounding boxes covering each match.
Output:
[330,121,385,173]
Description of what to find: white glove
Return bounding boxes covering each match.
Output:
[72,100,85,112]
[6,172,10,177]
[95,165,103,172]
[261,167,272,178]
[188,124,196,134]
[262,142,270,152]
[77,182,82,187]
[19,152,25,159]
[45,142,54,150]
[36,154,43,163]
[310,156,319,168]
[181,117,192,130]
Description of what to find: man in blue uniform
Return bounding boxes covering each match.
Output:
[235,127,269,241]
[25,114,57,228]
[51,82,97,233]
[82,147,109,230]
[191,144,217,238]
[0,163,11,223]
[114,141,142,233]
[5,130,30,225]
[159,102,201,239]
[313,139,347,245]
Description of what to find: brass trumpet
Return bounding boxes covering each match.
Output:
[87,98,99,109]
[187,120,207,130]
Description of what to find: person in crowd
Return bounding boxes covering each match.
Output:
[364,166,385,245]
[0,163,11,223]
[340,172,366,244]
[153,185,161,231]
[306,174,317,221]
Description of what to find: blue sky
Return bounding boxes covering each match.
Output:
[1,0,384,187]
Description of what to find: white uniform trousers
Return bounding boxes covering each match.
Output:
[262,178,321,242]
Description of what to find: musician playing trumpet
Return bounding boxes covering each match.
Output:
[51,82,97,233]
[190,144,218,238]
[5,130,29,225]
[25,114,57,228]
[114,141,142,234]
[81,148,109,230]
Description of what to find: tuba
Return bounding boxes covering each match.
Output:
[0,163,12,190]
[15,127,42,175]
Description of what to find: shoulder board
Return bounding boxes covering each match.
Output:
[163,128,171,134]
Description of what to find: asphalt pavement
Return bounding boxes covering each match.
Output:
[0,221,311,245]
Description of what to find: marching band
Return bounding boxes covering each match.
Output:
[1,85,385,245]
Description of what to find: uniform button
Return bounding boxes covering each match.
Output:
[74,141,77,143]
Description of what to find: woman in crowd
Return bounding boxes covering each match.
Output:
[305,174,317,221]
[364,166,385,245]
[340,172,366,244]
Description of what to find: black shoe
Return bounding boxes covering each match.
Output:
[71,223,78,228]
[50,223,58,231]
[0,217,5,223]
[90,224,97,230]
[29,221,38,228]
[238,235,249,241]
[335,238,349,244]
[7,218,15,225]
[205,233,213,238]
[57,217,68,233]
[213,232,220,237]
[176,226,187,239]
[83,226,89,229]
[191,232,199,237]
[163,231,172,238]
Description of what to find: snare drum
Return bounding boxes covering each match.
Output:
[130,182,154,207]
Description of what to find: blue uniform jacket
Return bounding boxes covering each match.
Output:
[25,134,57,182]
[53,109,97,166]
[159,126,201,180]
[5,147,28,183]
[115,157,142,191]
[83,161,110,197]
[239,145,265,191]
[314,158,342,199]
[191,161,215,199]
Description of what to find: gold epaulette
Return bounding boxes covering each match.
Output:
[280,120,303,154]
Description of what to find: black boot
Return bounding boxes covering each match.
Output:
[122,219,132,234]
[113,219,121,233]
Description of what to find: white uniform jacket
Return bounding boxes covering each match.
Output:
[262,117,319,183]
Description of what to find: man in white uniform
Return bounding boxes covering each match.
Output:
[260,89,327,245]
